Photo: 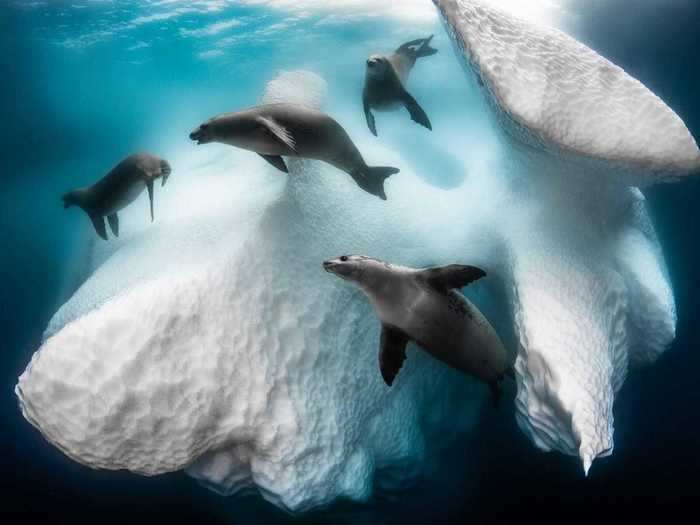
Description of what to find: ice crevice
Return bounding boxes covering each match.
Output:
[14,0,698,513]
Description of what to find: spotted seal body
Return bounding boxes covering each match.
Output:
[189,103,399,200]
[363,36,437,136]
[62,152,171,240]
[323,255,509,403]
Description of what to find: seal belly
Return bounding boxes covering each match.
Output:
[364,74,403,112]
[405,290,507,382]
[389,54,412,86]
[372,100,402,112]
[228,126,289,156]
[100,180,146,216]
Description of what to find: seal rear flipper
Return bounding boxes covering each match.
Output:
[353,166,400,200]
[256,116,297,153]
[363,96,377,137]
[419,264,486,291]
[89,214,107,241]
[398,35,438,58]
[146,180,154,222]
[415,35,438,58]
[379,325,410,386]
[400,90,432,130]
[107,213,119,237]
[258,154,289,173]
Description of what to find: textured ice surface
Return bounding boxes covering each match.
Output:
[17,70,492,512]
[614,190,676,367]
[435,0,682,473]
[16,1,692,512]
[434,0,700,184]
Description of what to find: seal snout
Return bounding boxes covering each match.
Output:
[189,128,202,143]
[323,260,336,273]
[189,122,211,144]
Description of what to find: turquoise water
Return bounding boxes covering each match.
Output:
[2,1,700,523]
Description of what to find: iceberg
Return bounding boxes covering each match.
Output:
[16,70,490,512]
[434,0,693,473]
[15,0,698,513]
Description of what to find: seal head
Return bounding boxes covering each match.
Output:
[323,255,385,284]
[365,55,391,79]
[189,120,216,145]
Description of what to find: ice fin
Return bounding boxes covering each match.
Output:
[581,452,593,477]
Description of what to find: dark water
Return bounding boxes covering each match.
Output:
[2,1,699,523]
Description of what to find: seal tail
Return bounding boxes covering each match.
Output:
[415,35,438,58]
[353,166,400,200]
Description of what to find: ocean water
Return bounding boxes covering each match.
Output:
[2,1,699,523]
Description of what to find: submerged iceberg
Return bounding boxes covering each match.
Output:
[17,70,491,512]
[15,0,698,512]
[434,0,696,472]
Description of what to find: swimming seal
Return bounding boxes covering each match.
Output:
[62,152,171,240]
[363,36,437,136]
[324,255,509,404]
[189,103,400,200]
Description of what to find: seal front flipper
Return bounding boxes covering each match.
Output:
[258,154,289,173]
[89,214,107,241]
[146,180,154,222]
[256,116,297,153]
[379,325,410,386]
[107,213,119,237]
[419,265,486,291]
[400,90,432,131]
[363,96,377,136]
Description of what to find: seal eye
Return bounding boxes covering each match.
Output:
[340,256,349,262]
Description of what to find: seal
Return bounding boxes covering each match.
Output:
[189,103,400,200]
[363,36,437,136]
[62,152,171,240]
[323,255,509,404]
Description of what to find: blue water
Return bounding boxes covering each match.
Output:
[2,1,699,523]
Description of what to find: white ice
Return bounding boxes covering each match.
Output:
[16,70,495,512]
[434,0,689,473]
[16,0,698,513]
